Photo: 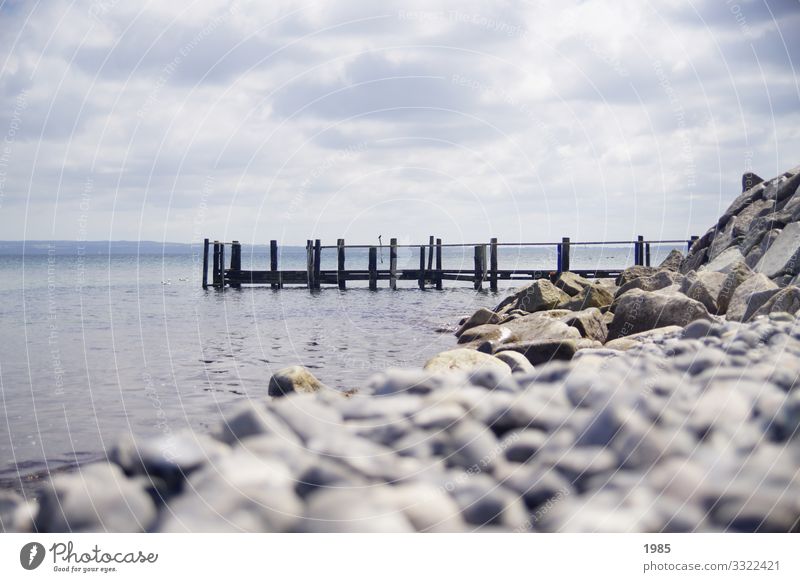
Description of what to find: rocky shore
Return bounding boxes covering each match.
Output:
[3,165,800,533]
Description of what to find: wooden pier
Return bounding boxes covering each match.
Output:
[201,236,697,291]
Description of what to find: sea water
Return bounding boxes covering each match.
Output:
[0,242,682,485]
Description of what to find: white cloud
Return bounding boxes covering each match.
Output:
[0,0,798,245]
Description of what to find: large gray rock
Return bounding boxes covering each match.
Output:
[36,463,157,532]
[561,284,615,311]
[741,220,776,256]
[717,262,753,314]
[658,249,684,271]
[496,339,578,365]
[725,273,779,322]
[554,272,591,297]
[515,280,570,313]
[718,180,766,228]
[702,246,746,274]
[616,270,682,298]
[754,221,800,278]
[748,286,800,320]
[680,247,708,274]
[732,198,774,238]
[558,308,608,342]
[606,289,711,339]
[503,313,582,343]
[688,226,716,255]
[745,229,781,268]
[493,283,532,313]
[455,308,501,337]
[774,171,800,204]
[268,365,324,397]
[457,324,514,346]
[742,172,764,192]
[707,217,739,261]
[681,270,728,314]
[424,348,511,375]
[616,266,658,287]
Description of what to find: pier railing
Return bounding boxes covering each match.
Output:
[201,235,698,291]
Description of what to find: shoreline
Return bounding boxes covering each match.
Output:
[3,164,800,532]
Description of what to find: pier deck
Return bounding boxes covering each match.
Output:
[201,236,697,291]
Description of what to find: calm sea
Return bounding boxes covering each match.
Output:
[0,242,682,487]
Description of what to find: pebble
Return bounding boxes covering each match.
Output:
[36,463,157,533]
[0,490,35,532]
[110,431,230,493]
[12,315,800,533]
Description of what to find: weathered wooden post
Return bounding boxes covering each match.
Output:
[426,235,434,283]
[212,241,220,288]
[645,242,652,267]
[313,239,322,290]
[435,238,443,290]
[306,240,313,289]
[202,238,209,289]
[560,237,571,272]
[337,239,346,290]
[219,243,226,289]
[418,246,426,290]
[270,240,280,289]
[229,240,241,288]
[688,235,699,252]
[369,247,378,290]
[636,235,644,266]
[474,245,487,290]
[389,238,397,290]
[490,237,498,292]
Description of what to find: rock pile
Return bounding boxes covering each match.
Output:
[436,165,800,370]
[5,313,798,533]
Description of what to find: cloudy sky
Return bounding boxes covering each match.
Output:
[0,0,798,246]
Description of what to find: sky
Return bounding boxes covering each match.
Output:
[0,0,798,246]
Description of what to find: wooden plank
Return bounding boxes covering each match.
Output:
[306,240,313,289]
[489,237,498,292]
[435,238,442,290]
[202,238,209,289]
[560,236,571,272]
[645,242,651,267]
[270,240,280,289]
[418,246,426,289]
[389,238,397,290]
[369,247,378,290]
[337,239,346,290]
[226,270,309,285]
[313,239,321,289]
